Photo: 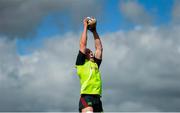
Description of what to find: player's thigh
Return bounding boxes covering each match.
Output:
[82,106,93,113]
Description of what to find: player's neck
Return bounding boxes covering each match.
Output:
[90,58,94,62]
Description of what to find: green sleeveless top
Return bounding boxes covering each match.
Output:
[76,59,102,95]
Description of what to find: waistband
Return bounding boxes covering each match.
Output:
[81,94,101,98]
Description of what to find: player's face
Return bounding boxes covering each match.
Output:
[85,48,94,59]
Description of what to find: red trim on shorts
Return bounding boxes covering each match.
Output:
[80,97,89,108]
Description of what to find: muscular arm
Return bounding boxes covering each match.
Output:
[79,18,88,54]
[92,30,103,59]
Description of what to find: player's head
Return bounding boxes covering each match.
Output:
[85,48,94,60]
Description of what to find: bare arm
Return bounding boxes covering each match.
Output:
[79,18,88,54]
[92,30,103,59]
[88,18,103,59]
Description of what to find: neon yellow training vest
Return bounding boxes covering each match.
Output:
[76,59,102,95]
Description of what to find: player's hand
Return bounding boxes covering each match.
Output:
[83,17,88,28]
[88,17,97,32]
[88,24,96,32]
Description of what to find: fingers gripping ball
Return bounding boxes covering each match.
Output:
[87,17,96,31]
[87,17,96,26]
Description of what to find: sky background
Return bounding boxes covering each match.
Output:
[0,0,180,112]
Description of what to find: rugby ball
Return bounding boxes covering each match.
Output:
[87,17,96,26]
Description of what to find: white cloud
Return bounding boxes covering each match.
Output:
[0,34,80,111]
[1,26,180,111]
[119,0,154,25]
[0,0,103,37]
[117,101,160,111]
[172,0,180,24]
[101,26,180,111]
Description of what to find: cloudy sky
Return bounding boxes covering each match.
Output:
[0,0,180,112]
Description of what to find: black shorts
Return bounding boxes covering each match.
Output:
[79,94,103,112]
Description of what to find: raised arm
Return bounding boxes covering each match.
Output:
[88,18,103,59]
[79,18,88,54]
[92,30,103,59]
